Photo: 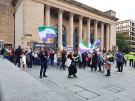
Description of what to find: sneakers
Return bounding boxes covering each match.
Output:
[73,75,78,78]
[68,76,72,78]
[43,75,48,77]
[39,76,42,79]
[68,75,78,78]
[105,74,110,76]
[39,75,48,79]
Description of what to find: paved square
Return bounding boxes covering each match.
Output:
[26,63,135,101]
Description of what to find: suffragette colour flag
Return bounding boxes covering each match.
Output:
[79,39,92,53]
[79,38,102,53]
[38,26,57,42]
[90,38,101,49]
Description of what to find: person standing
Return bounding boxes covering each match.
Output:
[82,53,87,69]
[14,46,22,67]
[124,53,128,66]
[26,49,33,68]
[60,50,66,70]
[22,52,27,71]
[67,53,77,78]
[39,49,48,79]
[50,49,55,67]
[0,48,5,58]
[97,53,103,71]
[57,50,61,66]
[73,51,79,66]
[91,52,98,71]
[129,53,134,67]
[116,51,124,72]
[105,55,112,76]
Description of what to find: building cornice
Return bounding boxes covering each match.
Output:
[13,0,118,22]
[63,0,118,21]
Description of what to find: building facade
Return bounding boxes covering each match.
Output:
[117,20,135,48]
[0,0,14,47]
[13,0,118,51]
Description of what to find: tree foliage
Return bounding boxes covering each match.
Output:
[116,32,132,52]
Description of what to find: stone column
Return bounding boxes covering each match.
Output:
[45,5,50,26]
[109,25,112,50]
[87,19,91,44]
[58,9,63,48]
[69,13,74,48]
[94,20,98,40]
[101,22,104,51]
[106,24,110,51]
[79,16,82,44]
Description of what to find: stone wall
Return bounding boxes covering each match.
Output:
[15,1,24,48]
[0,0,14,46]
[23,0,44,48]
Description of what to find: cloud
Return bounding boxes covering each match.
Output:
[75,0,135,21]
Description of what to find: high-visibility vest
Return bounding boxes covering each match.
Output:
[130,55,134,60]
[124,54,127,60]
[133,55,135,61]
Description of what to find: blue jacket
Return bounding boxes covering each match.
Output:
[116,52,124,63]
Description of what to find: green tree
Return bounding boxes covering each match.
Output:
[116,32,132,52]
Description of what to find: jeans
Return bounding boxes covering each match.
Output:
[117,62,123,72]
[40,63,47,77]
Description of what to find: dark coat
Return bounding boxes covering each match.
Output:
[68,60,77,75]
[61,52,66,62]
[15,47,22,59]
[39,51,48,66]
[92,53,98,65]
[26,52,32,63]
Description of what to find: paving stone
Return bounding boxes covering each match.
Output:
[77,90,99,100]
[103,85,125,93]
[66,85,84,93]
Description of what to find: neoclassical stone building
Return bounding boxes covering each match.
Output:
[13,0,118,50]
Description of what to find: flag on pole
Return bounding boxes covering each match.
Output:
[79,40,91,53]
[38,26,57,42]
[90,38,102,50]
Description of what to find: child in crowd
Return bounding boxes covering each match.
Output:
[22,52,27,71]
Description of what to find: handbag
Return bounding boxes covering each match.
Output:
[65,59,72,67]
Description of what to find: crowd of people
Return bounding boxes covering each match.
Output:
[0,45,130,79]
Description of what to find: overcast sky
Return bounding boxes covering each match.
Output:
[75,0,135,21]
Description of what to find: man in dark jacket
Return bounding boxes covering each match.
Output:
[0,48,5,56]
[91,52,98,71]
[60,50,66,70]
[39,49,48,78]
[26,49,33,68]
[14,46,22,67]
